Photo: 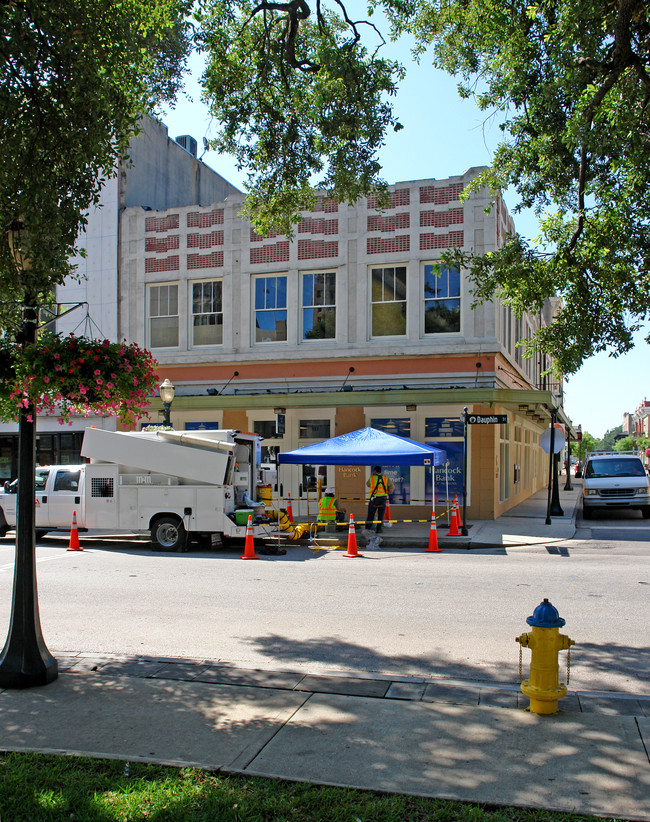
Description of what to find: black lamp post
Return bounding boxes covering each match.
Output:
[0,220,58,688]
[160,378,175,427]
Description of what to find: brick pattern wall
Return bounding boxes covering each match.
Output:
[367,212,410,232]
[145,215,179,233]
[419,231,464,250]
[145,256,179,273]
[250,242,290,264]
[187,231,224,249]
[367,235,410,254]
[313,196,339,213]
[188,251,224,269]
[367,188,410,209]
[419,183,464,204]
[297,239,338,260]
[250,228,284,242]
[187,209,224,228]
[298,217,339,235]
[145,235,180,253]
[420,207,464,228]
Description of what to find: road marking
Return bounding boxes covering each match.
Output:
[0,553,69,572]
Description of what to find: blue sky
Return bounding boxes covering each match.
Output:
[159,43,648,441]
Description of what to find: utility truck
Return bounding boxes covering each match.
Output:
[0,427,273,550]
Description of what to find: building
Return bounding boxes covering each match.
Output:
[1,118,574,520]
[118,162,572,521]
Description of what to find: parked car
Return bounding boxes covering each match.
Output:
[582,451,650,519]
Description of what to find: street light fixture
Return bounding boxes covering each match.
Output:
[0,219,58,688]
[160,378,175,427]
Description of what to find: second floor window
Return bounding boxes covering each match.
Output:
[192,280,223,346]
[148,283,178,348]
[423,264,460,333]
[302,272,336,340]
[371,266,407,336]
[254,275,287,343]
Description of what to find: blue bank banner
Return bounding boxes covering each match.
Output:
[426,441,465,506]
[371,417,411,503]
[425,417,464,438]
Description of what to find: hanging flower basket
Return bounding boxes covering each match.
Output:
[0,334,159,427]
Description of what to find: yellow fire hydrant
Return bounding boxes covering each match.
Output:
[516,599,575,715]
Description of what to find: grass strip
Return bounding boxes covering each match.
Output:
[0,752,625,822]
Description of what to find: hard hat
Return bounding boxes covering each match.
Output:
[325,487,335,495]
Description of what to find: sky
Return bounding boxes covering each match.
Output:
[158,37,648,442]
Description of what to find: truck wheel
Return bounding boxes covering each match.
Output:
[582,505,593,520]
[642,507,650,519]
[151,516,187,552]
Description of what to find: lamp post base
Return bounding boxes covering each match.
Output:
[0,650,58,689]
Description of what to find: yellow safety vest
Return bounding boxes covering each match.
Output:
[318,496,338,521]
[369,474,389,497]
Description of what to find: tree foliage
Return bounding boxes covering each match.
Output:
[193,0,650,370]
[195,0,403,234]
[378,0,650,374]
[0,0,192,334]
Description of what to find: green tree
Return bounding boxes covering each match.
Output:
[572,430,596,460]
[195,0,403,234]
[597,425,623,450]
[381,0,650,374]
[194,0,649,371]
[0,0,191,335]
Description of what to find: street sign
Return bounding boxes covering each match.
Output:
[540,423,565,454]
[466,414,508,425]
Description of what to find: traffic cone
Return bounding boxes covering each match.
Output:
[344,513,363,557]
[446,500,461,537]
[425,510,441,552]
[67,510,83,551]
[384,500,392,528]
[453,495,464,529]
[240,515,259,559]
[286,493,294,523]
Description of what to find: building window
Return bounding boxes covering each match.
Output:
[423,264,460,333]
[371,266,407,336]
[302,272,336,340]
[148,283,179,348]
[191,280,223,346]
[254,275,287,343]
[299,419,331,439]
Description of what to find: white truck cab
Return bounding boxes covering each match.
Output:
[582,451,650,520]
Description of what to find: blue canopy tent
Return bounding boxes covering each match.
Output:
[278,427,446,466]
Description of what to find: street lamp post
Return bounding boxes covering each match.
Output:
[160,378,175,427]
[0,220,58,688]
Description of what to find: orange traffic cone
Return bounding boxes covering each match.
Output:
[67,510,83,551]
[344,513,363,558]
[425,509,441,552]
[453,495,464,529]
[240,515,259,559]
[384,500,392,528]
[446,500,461,537]
[286,492,294,523]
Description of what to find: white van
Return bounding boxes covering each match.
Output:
[582,451,650,519]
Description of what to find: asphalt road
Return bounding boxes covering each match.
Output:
[1,512,648,695]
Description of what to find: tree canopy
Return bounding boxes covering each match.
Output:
[193,0,650,373]
[0,0,191,333]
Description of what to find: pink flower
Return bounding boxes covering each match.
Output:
[94,369,101,376]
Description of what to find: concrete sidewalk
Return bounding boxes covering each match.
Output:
[1,653,649,820]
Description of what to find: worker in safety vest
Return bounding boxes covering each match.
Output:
[318,487,345,523]
[365,466,394,533]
